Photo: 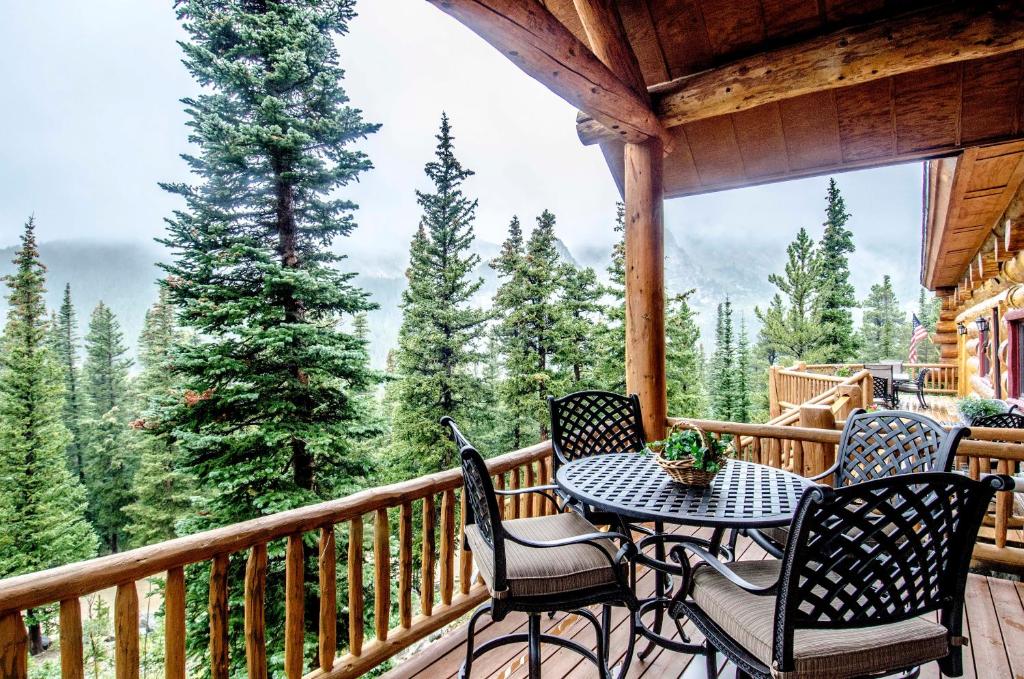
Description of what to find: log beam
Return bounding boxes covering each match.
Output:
[578,3,1024,144]
[425,0,671,148]
[572,0,647,101]
[624,138,666,441]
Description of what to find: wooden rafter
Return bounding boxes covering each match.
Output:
[425,0,672,148]
[577,3,1024,144]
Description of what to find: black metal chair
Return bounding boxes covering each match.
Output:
[895,367,930,409]
[747,409,969,558]
[867,364,897,408]
[547,390,645,526]
[442,417,639,679]
[969,410,1024,429]
[669,472,1010,679]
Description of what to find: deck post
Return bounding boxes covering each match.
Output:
[624,138,666,441]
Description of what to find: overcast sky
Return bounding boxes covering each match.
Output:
[0,0,925,307]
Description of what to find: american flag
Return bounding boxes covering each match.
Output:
[908,314,929,363]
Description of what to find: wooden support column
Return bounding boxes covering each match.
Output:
[625,138,666,441]
[798,404,836,480]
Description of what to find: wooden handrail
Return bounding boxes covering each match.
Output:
[0,440,550,616]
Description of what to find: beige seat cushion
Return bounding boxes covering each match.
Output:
[465,512,619,598]
[691,560,950,678]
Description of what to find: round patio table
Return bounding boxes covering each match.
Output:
[555,454,810,657]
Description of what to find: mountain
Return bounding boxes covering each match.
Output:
[0,234,774,369]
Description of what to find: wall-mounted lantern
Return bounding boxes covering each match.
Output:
[957,322,967,335]
[976,316,991,333]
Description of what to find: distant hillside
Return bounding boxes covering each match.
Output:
[0,234,774,368]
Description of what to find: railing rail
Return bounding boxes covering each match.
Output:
[802,362,958,394]
[0,441,554,679]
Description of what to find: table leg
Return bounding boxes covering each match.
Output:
[638,521,666,660]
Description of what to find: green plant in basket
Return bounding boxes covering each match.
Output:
[955,396,1007,424]
[655,428,728,473]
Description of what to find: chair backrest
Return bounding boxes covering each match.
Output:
[871,376,890,402]
[970,411,1024,429]
[441,417,507,591]
[865,363,894,380]
[774,473,1008,675]
[833,409,966,487]
[547,390,645,470]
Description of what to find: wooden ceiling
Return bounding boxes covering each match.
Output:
[431,0,1024,198]
[923,140,1024,290]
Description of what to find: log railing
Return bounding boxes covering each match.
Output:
[802,362,958,394]
[0,441,554,679]
[767,365,872,421]
[669,416,1024,571]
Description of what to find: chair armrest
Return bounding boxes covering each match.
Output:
[503,530,637,575]
[744,527,785,559]
[493,485,563,512]
[668,542,778,607]
[809,458,841,482]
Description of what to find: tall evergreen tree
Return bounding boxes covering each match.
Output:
[665,291,705,418]
[390,113,489,477]
[915,288,942,363]
[860,275,908,361]
[755,228,820,361]
[594,203,626,392]
[47,283,84,481]
[81,302,134,553]
[125,289,192,547]
[554,263,603,388]
[0,218,96,653]
[491,217,534,449]
[710,299,737,421]
[157,1,379,673]
[815,178,859,361]
[734,317,753,423]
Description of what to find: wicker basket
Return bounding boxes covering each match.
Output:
[651,422,721,486]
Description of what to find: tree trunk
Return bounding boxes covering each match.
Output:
[27,615,43,656]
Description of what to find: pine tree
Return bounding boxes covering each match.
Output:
[665,291,705,418]
[915,288,942,363]
[157,2,379,672]
[81,302,134,553]
[710,299,737,421]
[860,275,908,361]
[734,317,753,423]
[47,283,84,482]
[755,228,820,361]
[0,218,96,653]
[125,289,192,547]
[815,178,859,361]
[390,113,489,478]
[491,217,532,449]
[554,263,603,389]
[594,203,626,392]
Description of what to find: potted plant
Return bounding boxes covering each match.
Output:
[648,423,729,486]
[955,396,1007,425]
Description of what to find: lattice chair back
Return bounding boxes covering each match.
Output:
[775,472,1008,676]
[871,376,890,403]
[970,411,1024,429]
[441,417,507,591]
[547,390,646,472]
[833,409,966,487]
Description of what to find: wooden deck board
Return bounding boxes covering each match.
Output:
[386,523,1023,679]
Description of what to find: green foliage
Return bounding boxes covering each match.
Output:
[47,283,84,482]
[0,218,97,645]
[389,114,490,479]
[80,302,135,552]
[710,299,736,420]
[734,317,753,423]
[651,427,727,472]
[594,203,626,393]
[665,291,705,418]
[815,178,859,362]
[554,263,603,389]
[82,595,113,679]
[860,274,908,362]
[125,289,194,547]
[755,228,820,362]
[915,288,942,363]
[955,396,1007,422]
[156,0,380,674]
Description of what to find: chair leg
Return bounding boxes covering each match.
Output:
[601,605,612,658]
[704,641,717,678]
[460,602,493,679]
[528,614,542,678]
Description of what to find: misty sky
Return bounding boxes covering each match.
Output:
[0,0,925,311]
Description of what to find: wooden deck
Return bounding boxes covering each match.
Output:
[384,526,1024,679]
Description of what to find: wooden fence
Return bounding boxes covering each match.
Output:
[0,442,554,679]
[802,362,958,394]
[767,365,872,420]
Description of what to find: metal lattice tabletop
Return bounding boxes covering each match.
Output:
[556,454,810,528]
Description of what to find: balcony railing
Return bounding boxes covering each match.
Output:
[801,362,959,394]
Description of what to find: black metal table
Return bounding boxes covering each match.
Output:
[555,454,810,657]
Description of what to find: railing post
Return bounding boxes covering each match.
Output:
[836,384,861,421]
[0,610,28,679]
[768,366,781,418]
[798,404,836,478]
